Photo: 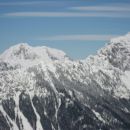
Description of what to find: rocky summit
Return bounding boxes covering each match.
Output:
[0,33,130,130]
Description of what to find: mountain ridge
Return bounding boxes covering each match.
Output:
[0,33,130,130]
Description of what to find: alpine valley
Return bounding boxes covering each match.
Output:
[0,33,130,130]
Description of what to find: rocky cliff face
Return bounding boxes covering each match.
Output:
[0,33,130,130]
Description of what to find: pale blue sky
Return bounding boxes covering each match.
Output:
[0,0,130,59]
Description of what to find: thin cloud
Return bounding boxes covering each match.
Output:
[38,34,118,41]
[4,12,130,18]
[0,1,64,6]
[70,6,130,12]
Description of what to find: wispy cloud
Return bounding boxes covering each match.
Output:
[70,6,130,12]
[0,1,64,6]
[38,34,118,41]
[4,12,130,18]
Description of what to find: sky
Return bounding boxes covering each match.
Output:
[0,0,130,59]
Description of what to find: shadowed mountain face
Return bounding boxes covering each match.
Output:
[0,33,130,130]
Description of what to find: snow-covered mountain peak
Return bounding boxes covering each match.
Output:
[94,33,130,71]
[83,33,130,98]
[110,33,130,45]
[0,43,70,68]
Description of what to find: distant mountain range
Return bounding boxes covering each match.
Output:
[0,33,130,130]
